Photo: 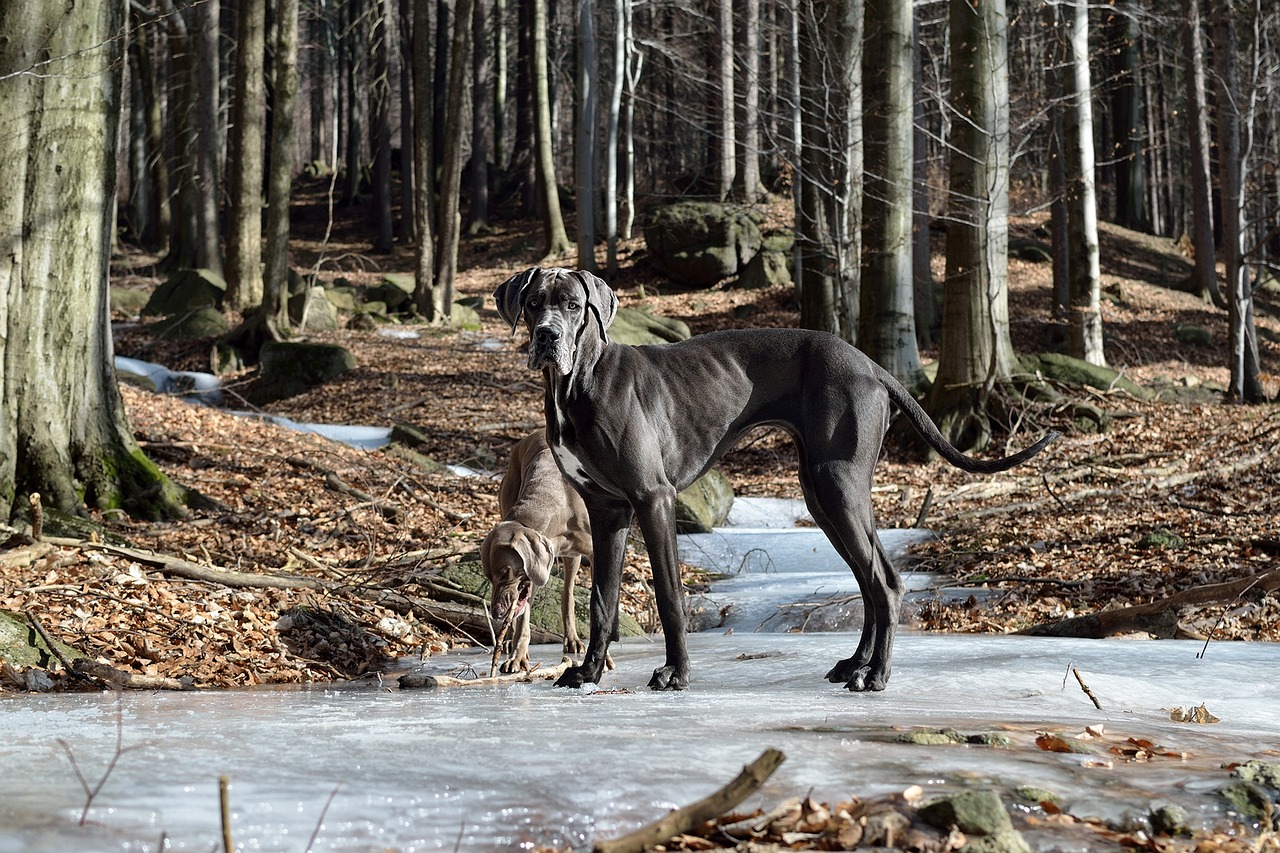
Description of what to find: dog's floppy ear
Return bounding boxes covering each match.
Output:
[513,530,556,587]
[572,270,618,342]
[493,268,540,334]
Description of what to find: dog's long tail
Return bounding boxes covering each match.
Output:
[875,364,1059,475]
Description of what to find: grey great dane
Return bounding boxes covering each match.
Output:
[494,267,1057,692]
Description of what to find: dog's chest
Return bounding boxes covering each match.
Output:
[547,379,595,490]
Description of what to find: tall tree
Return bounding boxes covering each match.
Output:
[1181,0,1222,305]
[1063,0,1106,366]
[1107,0,1150,232]
[466,0,493,235]
[1212,0,1264,402]
[739,0,766,202]
[226,0,269,311]
[575,0,599,271]
[261,0,301,338]
[716,0,736,200]
[370,0,396,253]
[433,0,475,316]
[0,0,182,519]
[859,0,925,389]
[411,0,438,317]
[926,0,1018,451]
[606,0,627,274]
[795,0,861,341]
[532,0,572,258]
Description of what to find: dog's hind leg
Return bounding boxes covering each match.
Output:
[800,461,905,692]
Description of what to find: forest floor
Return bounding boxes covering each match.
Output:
[3,186,1279,700]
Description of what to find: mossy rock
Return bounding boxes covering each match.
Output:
[249,341,356,404]
[644,201,764,288]
[1137,528,1185,550]
[449,302,482,331]
[1219,781,1276,823]
[441,560,643,640]
[918,790,1013,836]
[1008,238,1053,263]
[142,268,226,316]
[0,609,84,670]
[1020,352,1154,400]
[675,469,734,534]
[145,306,230,340]
[325,286,360,313]
[288,286,341,331]
[738,232,793,289]
[110,287,152,316]
[1174,323,1212,346]
[610,307,692,346]
[365,273,415,312]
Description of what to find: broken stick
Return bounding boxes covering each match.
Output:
[592,747,786,853]
[398,658,571,689]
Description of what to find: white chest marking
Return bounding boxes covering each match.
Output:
[552,441,593,489]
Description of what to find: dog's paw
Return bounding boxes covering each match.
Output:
[824,656,865,684]
[647,665,688,691]
[563,635,585,656]
[837,665,890,692]
[500,655,530,675]
[554,665,595,688]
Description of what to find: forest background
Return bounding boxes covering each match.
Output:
[0,0,1278,695]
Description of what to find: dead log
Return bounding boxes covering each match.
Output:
[71,658,194,691]
[398,657,571,689]
[592,748,786,853]
[82,542,324,590]
[1019,568,1280,638]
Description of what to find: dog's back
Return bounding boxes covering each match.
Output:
[499,428,591,553]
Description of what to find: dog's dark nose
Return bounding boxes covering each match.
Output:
[534,325,561,346]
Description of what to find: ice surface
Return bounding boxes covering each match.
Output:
[1,636,1276,852]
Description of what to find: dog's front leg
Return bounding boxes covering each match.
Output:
[560,554,585,655]
[501,608,532,673]
[555,500,631,688]
[635,488,689,690]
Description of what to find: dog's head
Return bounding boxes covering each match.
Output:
[493,268,618,375]
[480,521,557,624]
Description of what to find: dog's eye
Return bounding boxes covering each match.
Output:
[566,301,580,311]
[527,296,543,309]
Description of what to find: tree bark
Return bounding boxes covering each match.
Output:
[226,0,269,311]
[1107,0,1150,233]
[860,0,925,390]
[575,0,599,272]
[0,0,184,519]
[606,0,626,274]
[1180,0,1221,305]
[532,0,573,258]
[466,0,493,236]
[371,0,396,253]
[411,0,438,317]
[433,0,474,317]
[796,0,861,342]
[1063,0,1106,367]
[716,0,736,201]
[738,0,765,202]
[1212,2,1264,403]
[926,0,1017,452]
[262,0,300,336]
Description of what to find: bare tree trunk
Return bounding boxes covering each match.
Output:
[1108,0,1150,233]
[344,0,369,204]
[433,0,474,318]
[397,0,417,242]
[860,0,924,389]
[494,0,508,171]
[1045,1,1070,318]
[912,14,936,347]
[533,0,572,258]
[926,0,1017,452]
[1181,0,1222,305]
[575,0,599,272]
[466,0,493,235]
[716,0,736,200]
[263,0,300,335]
[411,0,437,316]
[0,0,183,519]
[371,0,395,253]
[622,2,643,242]
[226,0,268,311]
[739,0,765,202]
[192,0,223,276]
[606,0,626,274]
[1063,0,1106,366]
[796,0,861,342]
[1212,1,1264,402]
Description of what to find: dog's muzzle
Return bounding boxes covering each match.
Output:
[528,323,573,374]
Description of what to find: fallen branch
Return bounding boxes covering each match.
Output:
[398,657,571,689]
[1019,568,1280,639]
[81,542,323,590]
[286,455,403,523]
[592,747,786,853]
[71,658,194,690]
